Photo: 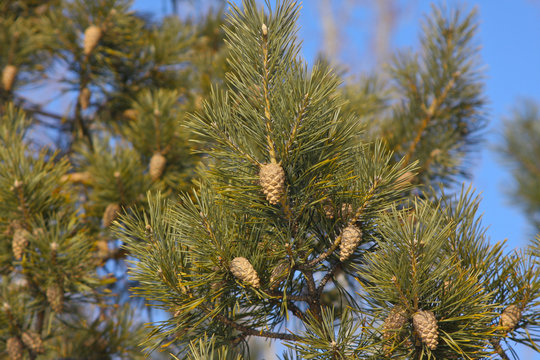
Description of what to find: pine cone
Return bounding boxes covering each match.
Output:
[501,304,522,331]
[230,257,260,288]
[269,262,289,289]
[383,306,408,354]
[149,153,166,181]
[12,228,29,260]
[102,203,120,227]
[83,25,102,55]
[259,163,285,205]
[323,203,334,219]
[2,65,17,91]
[413,310,438,350]
[394,171,414,191]
[6,337,24,360]
[96,239,109,259]
[46,283,64,313]
[339,225,362,261]
[21,331,44,353]
[383,306,408,338]
[324,203,354,220]
[79,87,91,110]
[123,108,138,120]
[340,203,354,219]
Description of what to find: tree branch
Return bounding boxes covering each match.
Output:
[401,71,459,167]
[489,338,510,360]
[212,312,297,341]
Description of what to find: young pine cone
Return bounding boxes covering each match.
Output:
[413,310,438,350]
[269,262,289,289]
[46,283,64,313]
[6,337,24,360]
[21,331,44,354]
[2,65,17,91]
[149,153,167,181]
[259,163,285,205]
[230,257,260,288]
[323,203,334,219]
[83,25,102,55]
[501,304,522,331]
[339,225,362,261]
[102,203,120,227]
[323,203,354,220]
[12,228,30,260]
[339,203,354,219]
[79,87,91,110]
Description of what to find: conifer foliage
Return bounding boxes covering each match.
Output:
[1,0,539,359]
[1,0,226,359]
[116,1,539,359]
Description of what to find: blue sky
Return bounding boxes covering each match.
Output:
[133,0,540,358]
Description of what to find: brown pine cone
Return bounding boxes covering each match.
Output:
[102,203,120,228]
[2,65,17,91]
[501,304,522,331]
[83,25,102,55]
[6,337,24,360]
[12,227,29,260]
[339,225,362,261]
[259,163,285,205]
[382,306,408,354]
[149,153,167,181]
[21,330,44,353]
[230,257,260,288]
[413,310,438,350]
[46,283,64,313]
[123,108,138,120]
[383,306,408,337]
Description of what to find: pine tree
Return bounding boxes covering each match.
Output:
[2,0,539,358]
[115,1,539,359]
[1,0,226,358]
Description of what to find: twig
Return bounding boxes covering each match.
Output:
[285,300,307,322]
[317,263,341,294]
[300,269,321,320]
[212,312,297,341]
[489,338,510,360]
[266,290,310,303]
[299,236,341,270]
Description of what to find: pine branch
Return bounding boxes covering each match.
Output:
[490,338,510,360]
[266,290,310,303]
[210,310,297,341]
[316,263,341,294]
[401,70,459,167]
[299,236,341,270]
